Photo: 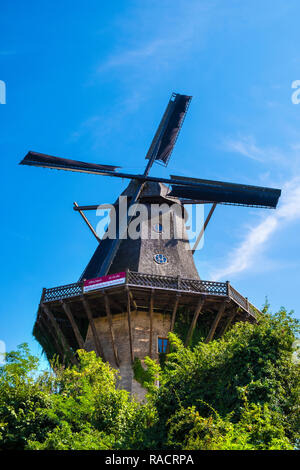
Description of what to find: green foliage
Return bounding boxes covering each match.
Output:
[0,343,55,449]
[166,397,293,450]
[0,307,299,450]
[28,422,114,450]
[0,346,154,450]
[173,308,209,347]
[143,308,300,449]
[132,356,162,398]
[132,357,149,387]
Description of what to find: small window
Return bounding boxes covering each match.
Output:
[158,337,168,353]
[153,223,163,233]
[154,253,168,264]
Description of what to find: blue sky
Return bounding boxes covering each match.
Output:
[1,0,300,364]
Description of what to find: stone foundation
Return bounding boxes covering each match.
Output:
[84,310,171,401]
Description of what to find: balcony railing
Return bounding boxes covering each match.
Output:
[127,271,228,296]
[41,270,259,317]
[42,282,82,303]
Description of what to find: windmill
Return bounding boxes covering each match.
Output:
[20,93,281,398]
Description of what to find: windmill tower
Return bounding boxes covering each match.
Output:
[20,93,281,399]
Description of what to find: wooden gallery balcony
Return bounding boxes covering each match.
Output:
[34,270,261,366]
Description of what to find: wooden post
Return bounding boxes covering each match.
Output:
[192,203,217,254]
[219,311,236,337]
[41,303,77,365]
[166,295,180,353]
[129,291,138,311]
[226,280,230,296]
[41,287,46,303]
[104,294,120,367]
[205,302,226,343]
[81,297,104,359]
[73,201,101,242]
[149,290,154,358]
[39,316,65,363]
[106,295,123,313]
[185,297,205,347]
[126,289,134,364]
[61,301,85,350]
[170,295,180,332]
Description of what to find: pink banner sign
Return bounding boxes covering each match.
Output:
[83,272,126,293]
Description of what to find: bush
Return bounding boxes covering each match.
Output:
[0,307,298,450]
[0,347,154,450]
[141,308,300,449]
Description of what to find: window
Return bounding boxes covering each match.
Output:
[154,253,168,264]
[153,223,163,233]
[158,337,168,353]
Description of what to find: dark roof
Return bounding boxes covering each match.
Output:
[79,181,200,281]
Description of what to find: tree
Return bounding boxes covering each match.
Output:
[0,343,55,449]
[0,307,298,450]
[0,346,154,450]
[141,308,300,449]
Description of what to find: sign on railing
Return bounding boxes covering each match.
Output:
[83,272,126,293]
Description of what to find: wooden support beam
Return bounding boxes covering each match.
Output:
[126,289,134,364]
[218,311,236,337]
[81,297,104,359]
[192,203,217,254]
[205,302,227,343]
[170,295,180,332]
[129,291,138,311]
[149,290,154,358]
[106,294,124,313]
[73,204,101,211]
[245,297,250,313]
[185,297,205,347]
[125,269,138,311]
[166,295,180,353]
[61,301,85,350]
[38,316,65,363]
[104,294,120,367]
[41,287,46,303]
[73,201,101,243]
[41,303,77,365]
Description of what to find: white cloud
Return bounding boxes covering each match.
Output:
[223,135,287,164]
[97,38,179,72]
[211,177,300,280]
[96,0,213,78]
[224,135,266,162]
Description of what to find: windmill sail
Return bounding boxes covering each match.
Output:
[145,93,192,166]
[20,151,120,174]
[169,175,281,209]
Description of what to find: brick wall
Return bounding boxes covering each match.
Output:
[84,310,171,400]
